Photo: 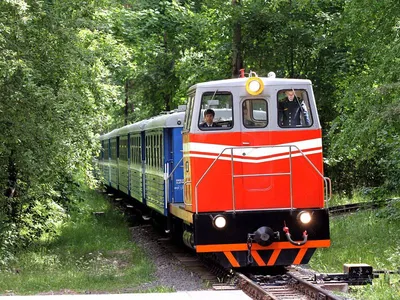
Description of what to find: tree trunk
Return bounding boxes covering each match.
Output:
[231,0,243,78]
[4,152,19,221]
[124,79,129,125]
[164,94,171,112]
[5,154,17,199]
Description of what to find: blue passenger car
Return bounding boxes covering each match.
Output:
[142,111,185,215]
[98,109,185,217]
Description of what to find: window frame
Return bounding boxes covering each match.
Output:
[277,89,313,128]
[242,98,268,129]
[198,91,234,131]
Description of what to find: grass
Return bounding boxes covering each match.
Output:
[0,187,167,295]
[310,208,400,299]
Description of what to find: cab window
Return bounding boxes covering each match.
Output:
[198,92,233,130]
[277,89,313,128]
[242,99,268,128]
[184,94,195,131]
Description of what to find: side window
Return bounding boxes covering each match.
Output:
[119,137,127,161]
[154,134,158,169]
[155,133,160,170]
[110,139,116,160]
[130,135,141,165]
[145,136,150,168]
[277,89,313,128]
[131,136,134,164]
[150,135,154,168]
[104,140,109,160]
[198,92,233,130]
[159,134,163,170]
[242,99,268,128]
[138,136,142,163]
[184,94,195,131]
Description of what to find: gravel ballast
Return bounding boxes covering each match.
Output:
[128,225,209,292]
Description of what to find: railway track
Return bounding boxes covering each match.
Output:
[328,198,399,215]
[157,239,350,300]
[235,269,343,300]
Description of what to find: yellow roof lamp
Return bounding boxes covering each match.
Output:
[245,76,264,96]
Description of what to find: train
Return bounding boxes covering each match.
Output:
[98,71,331,269]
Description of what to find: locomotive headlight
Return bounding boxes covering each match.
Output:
[245,77,264,95]
[298,211,312,224]
[213,215,227,229]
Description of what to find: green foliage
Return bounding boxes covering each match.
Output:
[0,0,132,251]
[312,210,400,272]
[310,209,400,299]
[0,188,156,295]
[0,223,18,267]
[326,0,400,194]
[117,0,210,121]
[350,277,400,300]
[376,199,400,222]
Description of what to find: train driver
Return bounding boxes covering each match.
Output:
[200,108,221,128]
[278,90,311,127]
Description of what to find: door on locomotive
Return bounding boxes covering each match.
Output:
[239,98,271,193]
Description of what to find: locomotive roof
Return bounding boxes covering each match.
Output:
[189,77,312,91]
[144,111,185,130]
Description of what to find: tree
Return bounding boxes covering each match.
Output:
[0,0,132,251]
[326,0,400,194]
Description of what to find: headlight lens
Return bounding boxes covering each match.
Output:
[249,80,261,92]
[214,216,227,229]
[245,77,264,95]
[298,211,312,224]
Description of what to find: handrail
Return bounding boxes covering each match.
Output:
[166,157,184,181]
[289,147,293,209]
[164,157,184,204]
[195,144,331,213]
[324,176,332,203]
[230,148,235,212]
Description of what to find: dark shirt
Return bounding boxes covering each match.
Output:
[278,98,311,127]
[200,122,220,128]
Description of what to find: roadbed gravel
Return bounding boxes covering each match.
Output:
[127,224,209,292]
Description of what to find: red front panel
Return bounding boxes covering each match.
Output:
[185,129,324,212]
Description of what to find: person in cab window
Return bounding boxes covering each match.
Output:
[278,90,311,127]
[200,108,220,128]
